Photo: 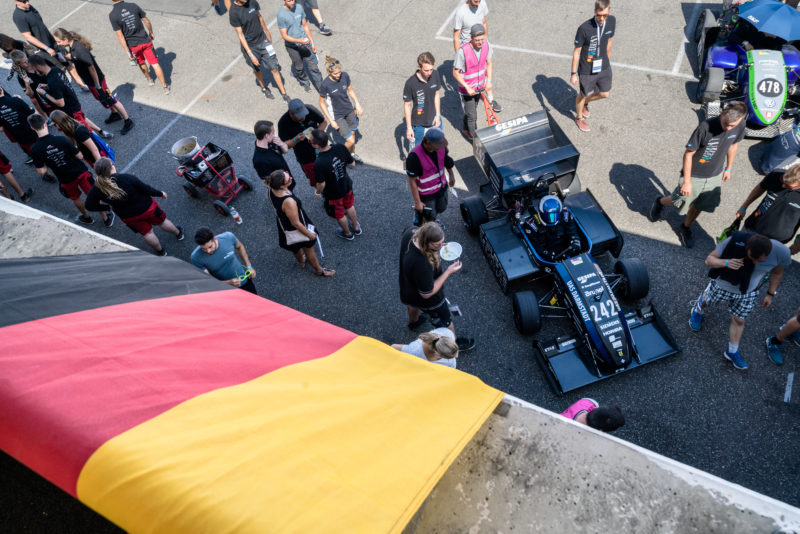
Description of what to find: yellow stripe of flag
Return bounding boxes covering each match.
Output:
[77,336,502,533]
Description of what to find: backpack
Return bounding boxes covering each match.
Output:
[90,131,115,162]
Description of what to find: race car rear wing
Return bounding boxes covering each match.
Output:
[473,109,580,196]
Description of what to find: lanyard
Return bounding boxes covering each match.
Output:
[595,20,606,59]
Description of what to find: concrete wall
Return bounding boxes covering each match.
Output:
[0,197,134,259]
[405,396,800,534]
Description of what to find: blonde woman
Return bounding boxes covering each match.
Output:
[392,328,459,369]
[49,110,108,167]
[398,222,475,351]
[85,158,183,256]
[317,55,363,163]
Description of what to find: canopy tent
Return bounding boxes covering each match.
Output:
[0,251,502,533]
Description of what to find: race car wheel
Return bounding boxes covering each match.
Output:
[695,68,724,104]
[461,196,488,234]
[512,290,541,335]
[614,258,649,300]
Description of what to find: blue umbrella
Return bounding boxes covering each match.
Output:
[738,0,800,42]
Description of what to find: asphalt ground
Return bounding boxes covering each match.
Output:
[1,0,799,530]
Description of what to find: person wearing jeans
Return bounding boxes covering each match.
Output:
[278,0,322,92]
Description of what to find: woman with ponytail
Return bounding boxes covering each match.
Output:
[85,157,184,256]
[391,329,459,369]
[317,55,364,163]
[50,109,109,166]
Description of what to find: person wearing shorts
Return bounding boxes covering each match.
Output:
[53,28,134,135]
[86,158,184,256]
[0,150,33,202]
[109,0,170,94]
[649,102,747,248]
[28,113,112,226]
[398,222,475,351]
[570,0,615,132]
[311,129,361,240]
[765,307,800,365]
[229,0,289,102]
[298,0,332,36]
[318,55,363,163]
[278,98,327,187]
[690,233,791,370]
[0,86,38,159]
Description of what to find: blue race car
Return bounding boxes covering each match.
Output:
[695,0,800,137]
[460,109,679,395]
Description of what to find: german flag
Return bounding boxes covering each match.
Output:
[0,251,502,533]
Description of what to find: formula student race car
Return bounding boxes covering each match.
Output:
[694,0,800,137]
[460,109,679,395]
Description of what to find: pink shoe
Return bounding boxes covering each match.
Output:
[575,117,590,132]
[560,398,599,420]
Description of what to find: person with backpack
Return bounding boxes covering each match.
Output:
[49,110,114,167]
[735,163,800,255]
[689,232,791,370]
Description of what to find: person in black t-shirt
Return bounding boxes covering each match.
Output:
[310,129,361,241]
[109,0,170,94]
[50,110,112,167]
[403,51,443,149]
[278,98,328,187]
[0,86,38,155]
[252,120,293,184]
[649,102,747,248]
[10,50,54,118]
[398,223,474,350]
[736,164,800,254]
[53,29,134,135]
[28,55,112,139]
[569,0,615,132]
[318,55,363,163]
[12,0,88,90]
[229,0,288,101]
[28,113,111,226]
[87,158,184,256]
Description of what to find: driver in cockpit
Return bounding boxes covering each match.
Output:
[522,194,582,262]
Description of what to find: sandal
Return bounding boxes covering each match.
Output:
[314,268,335,277]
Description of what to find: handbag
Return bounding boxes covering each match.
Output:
[277,203,315,245]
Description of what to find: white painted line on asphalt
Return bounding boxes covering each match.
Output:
[122,18,277,173]
[435,1,462,39]
[121,54,242,173]
[785,373,794,403]
[672,0,703,74]
[434,36,695,80]
[49,1,91,30]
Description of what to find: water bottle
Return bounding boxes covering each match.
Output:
[229,206,243,224]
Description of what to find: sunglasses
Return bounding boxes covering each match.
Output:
[327,60,340,69]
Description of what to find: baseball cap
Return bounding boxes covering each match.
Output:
[423,128,447,149]
[288,99,308,119]
[470,24,486,37]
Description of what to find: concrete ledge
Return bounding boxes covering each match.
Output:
[406,395,800,534]
[0,198,136,259]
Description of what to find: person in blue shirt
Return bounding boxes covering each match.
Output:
[191,227,258,294]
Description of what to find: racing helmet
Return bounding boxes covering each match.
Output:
[538,195,562,226]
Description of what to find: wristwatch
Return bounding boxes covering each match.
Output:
[767,290,777,297]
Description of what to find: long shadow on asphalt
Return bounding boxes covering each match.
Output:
[531,74,577,121]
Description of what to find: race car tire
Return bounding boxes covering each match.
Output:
[461,196,488,234]
[614,258,649,300]
[512,290,541,335]
[213,199,231,217]
[695,68,724,104]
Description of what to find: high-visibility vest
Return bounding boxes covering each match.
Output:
[457,41,489,94]
[410,143,447,197]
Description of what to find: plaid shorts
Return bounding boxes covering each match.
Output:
[702,279,758,320]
